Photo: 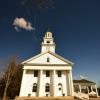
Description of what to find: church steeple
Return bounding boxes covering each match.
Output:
[41,31,56,53]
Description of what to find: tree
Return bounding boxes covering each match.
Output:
[1,59,23,100]
[0,77,5,99]
[97,81,100,96]
[2,60,17,100]
[7,64,23,99]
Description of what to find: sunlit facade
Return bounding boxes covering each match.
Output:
[19,31,74,97]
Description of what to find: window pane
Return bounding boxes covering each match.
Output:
[34,70,38,77]
[45,86,50,92]
[46,71,50,77]
[58,71,61,77]
[32,83,37,92]
[47,57,50,62]
[45,83,50,92]
[58,83,62,86]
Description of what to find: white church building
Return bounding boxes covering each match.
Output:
[19,31,74,97]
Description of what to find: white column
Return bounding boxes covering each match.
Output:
[52,70,56,96]
[66,71,70,96]
[95,85,98,97]
[87,86,89,94]
[50,70,53,96]
[38,70,43,96]
[19,69,26,96]
[79,84,81,93]
[91,85,93,92]
[69,70,74,96]
[62,71,67,96]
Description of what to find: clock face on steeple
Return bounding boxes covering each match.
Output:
[41,31,55,53]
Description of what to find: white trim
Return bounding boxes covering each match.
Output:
[23,66,72,70]
[22,51,74,65]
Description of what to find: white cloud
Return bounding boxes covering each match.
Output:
[13,17,35,31]
[80,75,88,79]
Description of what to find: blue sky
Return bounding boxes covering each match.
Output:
[0,0,100,85]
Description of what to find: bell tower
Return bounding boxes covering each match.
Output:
[41,31,56,53]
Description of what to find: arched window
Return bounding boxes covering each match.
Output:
[58,83,62,90]
[45,83,50,92]
[58,83,62,86]
[32,83,37,92]
[47,33,50,37]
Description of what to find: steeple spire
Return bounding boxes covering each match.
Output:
[41,31,56,53]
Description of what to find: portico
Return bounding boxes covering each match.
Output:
[73,79,98,97]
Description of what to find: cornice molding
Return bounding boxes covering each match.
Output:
[24,63,71,66]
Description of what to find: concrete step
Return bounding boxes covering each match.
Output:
[14,96,75,100]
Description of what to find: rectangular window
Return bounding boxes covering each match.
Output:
[46,71,50,77]
[47,57,50,62]
[58,71,61,77]
[34,70,38,77]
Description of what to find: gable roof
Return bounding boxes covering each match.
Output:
[73,79,95,84]
[22,51,74,65]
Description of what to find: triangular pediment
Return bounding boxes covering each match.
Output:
[22,51,73,66]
